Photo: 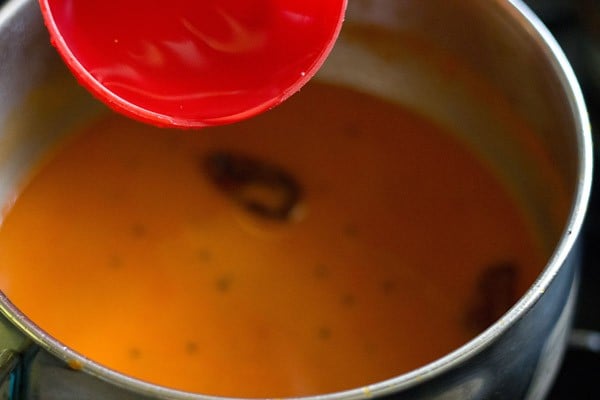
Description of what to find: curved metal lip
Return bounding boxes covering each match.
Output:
[0,0,593,399]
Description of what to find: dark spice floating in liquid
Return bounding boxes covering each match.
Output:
[185,342,198,355]
[465,261,519,333]
[215,275,234,293]
[131,223,147,238]
[129,348,142,359]
[318,327,332,340]
[203,151,302,221]
[341,293,356,307]
[314,264,329,279]
[196,249,212,264]
[107,254,122,269]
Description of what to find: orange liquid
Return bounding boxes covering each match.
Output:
[0,83,543,397]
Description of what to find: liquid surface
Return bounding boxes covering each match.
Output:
[42,0,345,126]
[0,83,543,397]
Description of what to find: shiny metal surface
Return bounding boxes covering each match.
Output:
[0,0,592,399]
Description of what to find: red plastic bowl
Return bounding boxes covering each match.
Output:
[39,0,346,128]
